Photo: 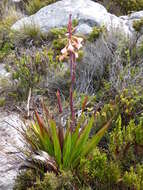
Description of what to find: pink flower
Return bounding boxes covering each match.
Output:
[67,41,74,52]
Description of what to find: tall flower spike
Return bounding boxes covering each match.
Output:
[59,15,84,129]
[59,15,83,62]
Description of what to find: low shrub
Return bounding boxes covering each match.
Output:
[12,23,46,46]
[114,0,143,14]
[14,169,81,190]
[79,148,121,189]
[123,164,143,190]
[133,18,143,32]
[109,116,143,168]
[12,47,60,99]
[98,0,143,15]
[0,6,21,61]
[88,26,104,42]
[25,0,59,15]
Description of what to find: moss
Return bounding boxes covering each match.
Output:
[14,169,38,190]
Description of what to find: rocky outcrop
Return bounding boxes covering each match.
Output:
[0,113,24,190]
[11,0,137,37]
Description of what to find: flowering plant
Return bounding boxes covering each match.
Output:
[21,15,112,174]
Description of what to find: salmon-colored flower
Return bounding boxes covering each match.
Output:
[59,20,84,62]
[67,41,74,52]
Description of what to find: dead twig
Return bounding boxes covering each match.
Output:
[27,88,31,117]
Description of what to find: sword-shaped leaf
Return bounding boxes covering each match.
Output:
[69,116,94,167]
[50,120,62,167]
[63,129,71,169]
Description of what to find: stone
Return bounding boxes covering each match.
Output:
[11,0,134,38]
[120,11,143,34]
[0,64,12,91]
[128,11,143,20]
[76,24,93,35]
[0,113,24,190]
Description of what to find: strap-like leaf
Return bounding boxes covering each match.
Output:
[69,116,94,167]
[50,120,62,167]
[63,130,71,169]
[33,122,54,156]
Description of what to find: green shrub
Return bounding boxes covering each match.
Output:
[109,115,143,168]
[133,18,143,32]
[88,26,103,42]
[123,164,143,190]
[0,7,20,60]
[117,0,143,14]
[0,97,6,107]
[105,0,143,15]
[79,148,121,189]
[25,0,59,15]
[14,169,38,190]
[13,24,44,43]
[14,169,85,190]
[12,47,58,99]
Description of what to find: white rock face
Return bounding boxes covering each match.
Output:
[0,113,24,190]
[11,0,137,38]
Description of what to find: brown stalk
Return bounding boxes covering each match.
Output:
[82,96,88,113]
[41,100,52,120]
[35,110,45,136]
[58,126,64,153]
[56,90,63,114]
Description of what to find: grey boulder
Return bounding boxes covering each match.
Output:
[11,0,134,37]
